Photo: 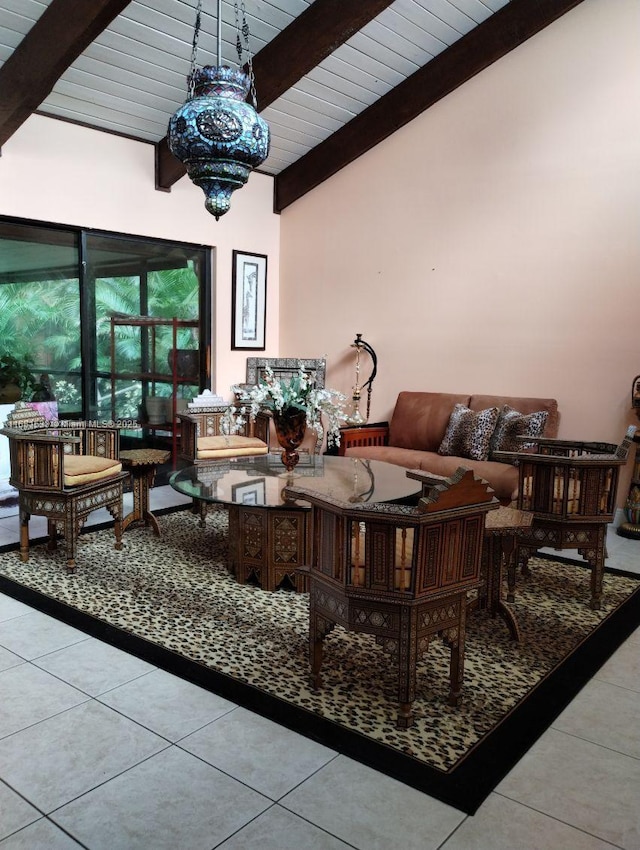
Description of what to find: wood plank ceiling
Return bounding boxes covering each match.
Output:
[0,0,585,212]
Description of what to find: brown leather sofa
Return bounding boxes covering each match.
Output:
[339,391,559,502]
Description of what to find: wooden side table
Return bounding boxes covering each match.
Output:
[479,506,534,642]
[120,448,170,535]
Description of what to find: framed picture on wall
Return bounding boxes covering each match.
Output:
[231,478,266,505]
[231,250,267,350]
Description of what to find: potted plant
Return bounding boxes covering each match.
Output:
[0,353,39,404]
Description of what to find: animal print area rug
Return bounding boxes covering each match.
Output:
[0,508,638,814]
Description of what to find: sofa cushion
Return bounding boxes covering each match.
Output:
[388,392,471,452]
[469,395,559,438]
[438,404,500,461]
[489,405,549,455]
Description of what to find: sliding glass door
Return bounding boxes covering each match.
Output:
[0,220,81,413]
[0,218,210,425]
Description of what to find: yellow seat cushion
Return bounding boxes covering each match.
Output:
[64,455,123,487]
[197,435,268,459]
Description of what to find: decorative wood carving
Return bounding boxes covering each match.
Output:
[1,420,125,570]
[286,466,498,728]
[501,426,637,609]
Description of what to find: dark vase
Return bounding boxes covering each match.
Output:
[273,407,307,473]
[168,349,199,379]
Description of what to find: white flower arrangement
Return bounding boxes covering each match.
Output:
[226,362,348,447]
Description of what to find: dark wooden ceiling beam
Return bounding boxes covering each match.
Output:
[251,0,397,108]
[155,0,396,190]
[0,0,132,148]
[275,0,587,212]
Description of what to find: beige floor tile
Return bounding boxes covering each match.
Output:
[280,755,464,850]
[0,781,40,842]
[0,818,84,848]
[0,700,168,813]
[150,487,192,509]
[0,646,23,672]
[595,632,640,691]
[440,793,619,849]
[180,706,337,800]
[0,664,88,739]
[497,728,640,849]
[552,678,640,758]
[51,746,270,850]
[605,531,640,574]
[34,637,155,696]
[0,527,19,547]
[0,595,31,623]
[97,667,236,741]
[0,611,88,661]
[216,804,354,849]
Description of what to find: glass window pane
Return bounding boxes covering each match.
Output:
[0,220,208,467]
[0,221,80,414]
[86,233,206,451]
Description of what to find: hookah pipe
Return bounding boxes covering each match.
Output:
[348,458,375,503]
[358,335,378,421]
[347,334,378,425]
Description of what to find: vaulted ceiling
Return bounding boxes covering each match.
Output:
[0,0,584,212]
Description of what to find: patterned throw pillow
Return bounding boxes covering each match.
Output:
[437,404,500,461]
[489,405,549,455]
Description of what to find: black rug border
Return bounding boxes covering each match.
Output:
[0,516,638,815]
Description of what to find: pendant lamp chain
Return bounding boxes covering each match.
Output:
[235,1,258,108]
[168,0,270,219]
[187,0,203,99]
[187,0,256,105]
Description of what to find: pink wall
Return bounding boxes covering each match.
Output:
[279,0,640,477]
[0,115,280,397]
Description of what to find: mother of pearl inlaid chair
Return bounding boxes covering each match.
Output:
[494,425,636,609]
[1,409,126,571]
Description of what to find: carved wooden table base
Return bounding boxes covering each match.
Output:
[228,504,310,592]
[120,449,170,536]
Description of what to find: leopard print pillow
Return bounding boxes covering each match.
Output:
[489,405,549,455]
[438,404,500,461]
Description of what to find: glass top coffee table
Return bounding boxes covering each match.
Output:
[170,454,421,592]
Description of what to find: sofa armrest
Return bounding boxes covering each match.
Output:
[337,422,389,457]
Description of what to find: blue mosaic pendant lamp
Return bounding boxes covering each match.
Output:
[168,0,270,220]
